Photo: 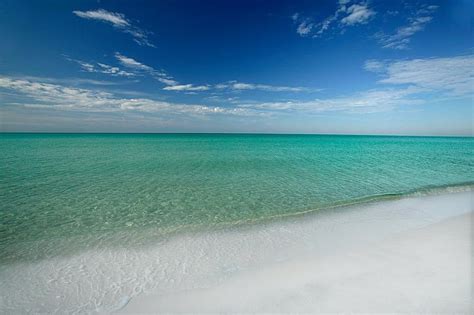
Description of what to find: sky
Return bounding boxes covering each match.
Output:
[0,0,472,135]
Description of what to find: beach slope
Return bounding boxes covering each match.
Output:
[122,191,473,314]
[1,191,472,313]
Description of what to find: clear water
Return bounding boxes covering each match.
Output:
[1,133,473,263]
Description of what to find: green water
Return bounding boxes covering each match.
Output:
[1,134,473,262]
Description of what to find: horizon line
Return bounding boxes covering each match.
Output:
[1,131,472,138]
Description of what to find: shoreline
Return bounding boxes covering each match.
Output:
[122,191,473,314]
[0,190,472,313]
[123,211,473,314]
[4,182,472,266]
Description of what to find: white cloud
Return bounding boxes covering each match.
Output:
[163,84,210,91]
[73,9,129,27]
[296,21,313,36]
[241,87,424,114]
[291,12,314,37]
[340,3,375,25]
[295,1,375,37]
[96,63,136,77]
[239,54,474,114]
[315,16,336,36]
[363,60,385,72]
[65,56,136,77]
[5,76,127,87]
[206,95,241,104]
[216,81,311,92]
[5,52,471,120]
[0,75,421,117]
[0,76,252,116]
[114,52,154,71]
[114,52,177,86]
[369,54,474,96]
[112,54,313,93]
[73,9,155,47]
[0,76,113,109]
[75,60,95,72]
[375,4,438,49]
[157,78,179,86]
[111,53,309,94]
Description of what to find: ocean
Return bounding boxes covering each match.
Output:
[1,133,472,263]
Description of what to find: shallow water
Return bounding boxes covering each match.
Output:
[1,191,472,313]
[1,133,473,262]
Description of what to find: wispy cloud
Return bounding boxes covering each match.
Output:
[0,75,421,118]
[4,76,128,87]
[240,54,474,114]
[293,1,375,38]
[114,52,155,71]
[68,52,315,94]
[239,87,424,114]
[363,60,385,72]
[205,95,241,104]
[375,4,438,49]
[296,21,313,36]
[0,76,253,116]
[216,81,312,92]
[73,9,155,47]
[162,81,313,93]
[114,52,178,86]
[3,52,470,119]
[65,56,136,77]
[163,84,210,91]
[366,54,474,96]
[96,63,136,77]
[157,78,179,86]
[340,3,376,26]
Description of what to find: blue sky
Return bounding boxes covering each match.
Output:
[0,0,472,135]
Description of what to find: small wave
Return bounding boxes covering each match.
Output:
[405,182,473,197]
[219,182,474,229]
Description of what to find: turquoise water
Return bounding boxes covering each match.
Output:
[1,133,473,263]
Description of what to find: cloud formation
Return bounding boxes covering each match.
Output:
[367,54,474,96]
[0,75,420,117]
[65,56,136,77]
[296,21,313,36]
[0,76,251,116]
[340,3,376,25]
[375,4,438,49]
[293,1,375,38]
[114,53,154,71]
[163,84,210,91]
[240,54,473,114]
[240,87,424,114]
[4,51,471,120]
[73,9,155,47]
[363,60,385,73]
[114,52,178,86]
[216,81,311,92]
[67,53,310,95]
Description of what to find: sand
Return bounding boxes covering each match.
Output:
[1,191,472,313]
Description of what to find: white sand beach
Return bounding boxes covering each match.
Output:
[1,190,472,313]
